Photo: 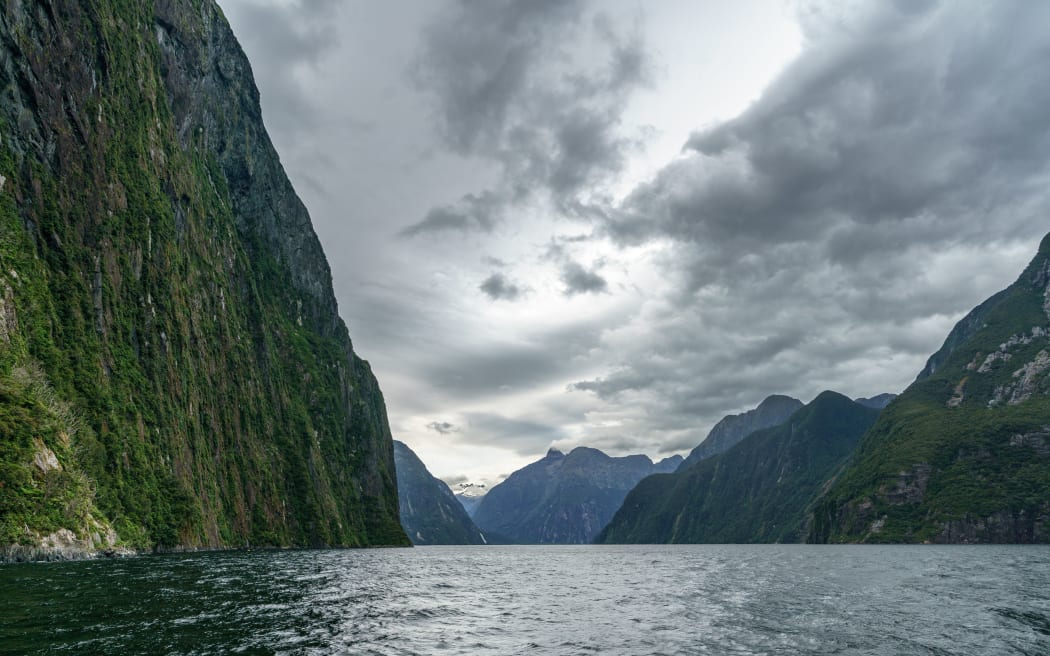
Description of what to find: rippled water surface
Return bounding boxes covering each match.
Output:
[2,545,1050,655]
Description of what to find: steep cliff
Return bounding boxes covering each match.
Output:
[811,234,1050,543]
[0,0,407,556]
[472,447,683,544]
[599,392,878,544]
[393,441,486,545]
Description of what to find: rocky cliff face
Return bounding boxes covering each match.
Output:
[472,447,682,544]
[811,233,1050,543]
[678,394,803,470]
[599,392,879,544]
[0,0,407,557]
[394,441,486,545]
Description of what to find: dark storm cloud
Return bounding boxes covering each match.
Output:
[402,0,652,235]
[560,261,608,296]
[479,273,524,301]
[570,0,1050,451]
[609,1,1050,261]
[426,421,458,435]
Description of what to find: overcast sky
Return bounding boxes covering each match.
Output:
[220,0,1050,487]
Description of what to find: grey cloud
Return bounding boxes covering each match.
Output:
[569,1,1050,453]
[412,0,587,154]
[570,368,658,399]
[560,261,608,295]
[222,0,341,134]
[441,474,470,486]
[405,0,653,235]
[479,273,524,301]
[427,421,459,435]
[462,413,567,455]
[416,318,607,402]
[399,191,502,236]
[611,1,1050,262]
[423,343,575,398]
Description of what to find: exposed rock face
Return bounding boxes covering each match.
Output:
[812,233,1050,543]
[678,394,803,470]
[394,441,486,545]
[992,349,1050,406]
[473,447,679,544]
[936,508,1050,544]
[0,0,407,556]
[882,464,932,505]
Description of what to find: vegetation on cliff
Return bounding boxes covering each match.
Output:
[811,234,1050,543]
[0,0,407,554]
[598,392,878,544]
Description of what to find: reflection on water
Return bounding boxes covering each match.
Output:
[2,545,1049,655]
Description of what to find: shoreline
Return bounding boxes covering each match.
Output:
[0,541,414,565]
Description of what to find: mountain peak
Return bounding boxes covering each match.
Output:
[679,394,804,469]
[599,390,880,544]
[474,446,679,544]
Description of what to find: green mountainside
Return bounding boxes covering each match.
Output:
[0,0,407,557]
[677,394,802,470]
[598,392,879,544]
[811,234,1050,543]
[393,441,486,545]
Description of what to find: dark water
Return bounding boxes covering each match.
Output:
[2,545,1049,655]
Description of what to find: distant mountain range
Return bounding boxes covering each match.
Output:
[599,392,879,543]
[454,488,486,518]
[399,235,1050,546]
[602,233,1050,545]
[472,448,682,544]
[678,394,803,470]
[393,441,486,545]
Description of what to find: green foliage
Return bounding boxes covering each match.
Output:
[811,241,1050,543]
[0,365,110,546]
[0,0,407,553]
[598,392,879,544]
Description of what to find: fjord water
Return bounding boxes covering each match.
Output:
[2,546,1048,655]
